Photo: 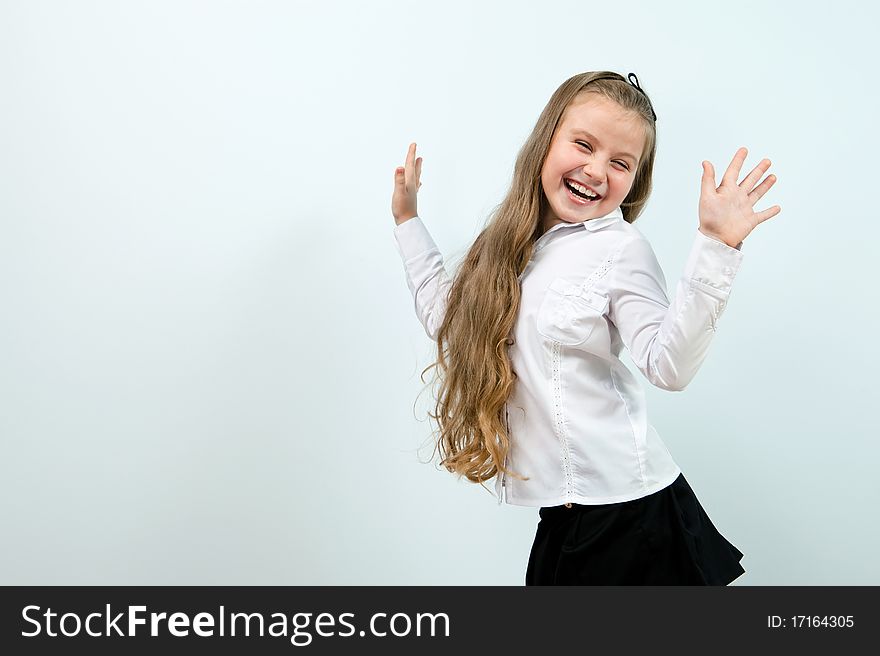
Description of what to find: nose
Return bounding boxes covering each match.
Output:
[582,159,605,186]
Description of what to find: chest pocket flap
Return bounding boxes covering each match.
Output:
[537,278,610,346]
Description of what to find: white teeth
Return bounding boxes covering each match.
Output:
[566,179,598,198]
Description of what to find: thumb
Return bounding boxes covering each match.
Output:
[395,167,405,183]
[701,160,716,195]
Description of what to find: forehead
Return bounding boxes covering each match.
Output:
[558,94,646,160]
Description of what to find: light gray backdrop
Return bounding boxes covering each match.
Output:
[1,0,876,585]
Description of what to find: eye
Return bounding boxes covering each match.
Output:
[575,141,630,171]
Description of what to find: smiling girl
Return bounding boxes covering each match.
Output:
[391,71,780,585]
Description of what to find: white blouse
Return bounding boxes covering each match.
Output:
[393,206,744,508]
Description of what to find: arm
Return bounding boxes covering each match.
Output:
[607,231,743,391]
[393,216,451,341]
[392,142,450,340]
[610,146,781,390]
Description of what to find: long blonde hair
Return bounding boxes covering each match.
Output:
[418,71,658,494]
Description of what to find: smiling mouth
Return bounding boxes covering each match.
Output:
[563,179,601,203]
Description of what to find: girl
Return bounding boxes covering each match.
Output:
[390,71,780,585]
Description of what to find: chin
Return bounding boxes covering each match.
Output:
[560,205,602,222]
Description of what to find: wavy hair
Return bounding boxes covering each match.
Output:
[417,71,659,495]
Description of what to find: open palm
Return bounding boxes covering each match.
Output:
[699,147,781,248]
[392,142,423,225]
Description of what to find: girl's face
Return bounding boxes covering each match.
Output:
[540,93,646,234]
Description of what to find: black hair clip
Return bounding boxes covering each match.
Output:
[626,72,657,122]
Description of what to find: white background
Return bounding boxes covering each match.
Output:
[1,0,877,584]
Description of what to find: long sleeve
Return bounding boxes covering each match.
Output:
[607,229,744,391]
[392,216,452,341]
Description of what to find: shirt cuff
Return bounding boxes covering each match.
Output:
[682,229,745,295]
[392,216,439,261]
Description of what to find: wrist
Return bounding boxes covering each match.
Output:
[698,227,739,249]
[395,214,417,226]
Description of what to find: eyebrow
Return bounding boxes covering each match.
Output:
[570,129,639,164]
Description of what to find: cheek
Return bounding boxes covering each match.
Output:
[541,165,561,191]
[614,173,635,195]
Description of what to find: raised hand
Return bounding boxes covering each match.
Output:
[392,142,423,226]
[699,147,781,248]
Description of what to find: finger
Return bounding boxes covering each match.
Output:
[741,158,771,192]
[416,156,422,185]
[721,147,748,187]
[753,204,782,225]
[395,166,405,184]
[748,173,777,203]
[701,160,716,196]
[405,142,416,184]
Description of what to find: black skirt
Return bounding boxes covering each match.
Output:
[525,471,745,585]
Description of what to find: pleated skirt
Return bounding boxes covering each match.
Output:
[525,471,745,585]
